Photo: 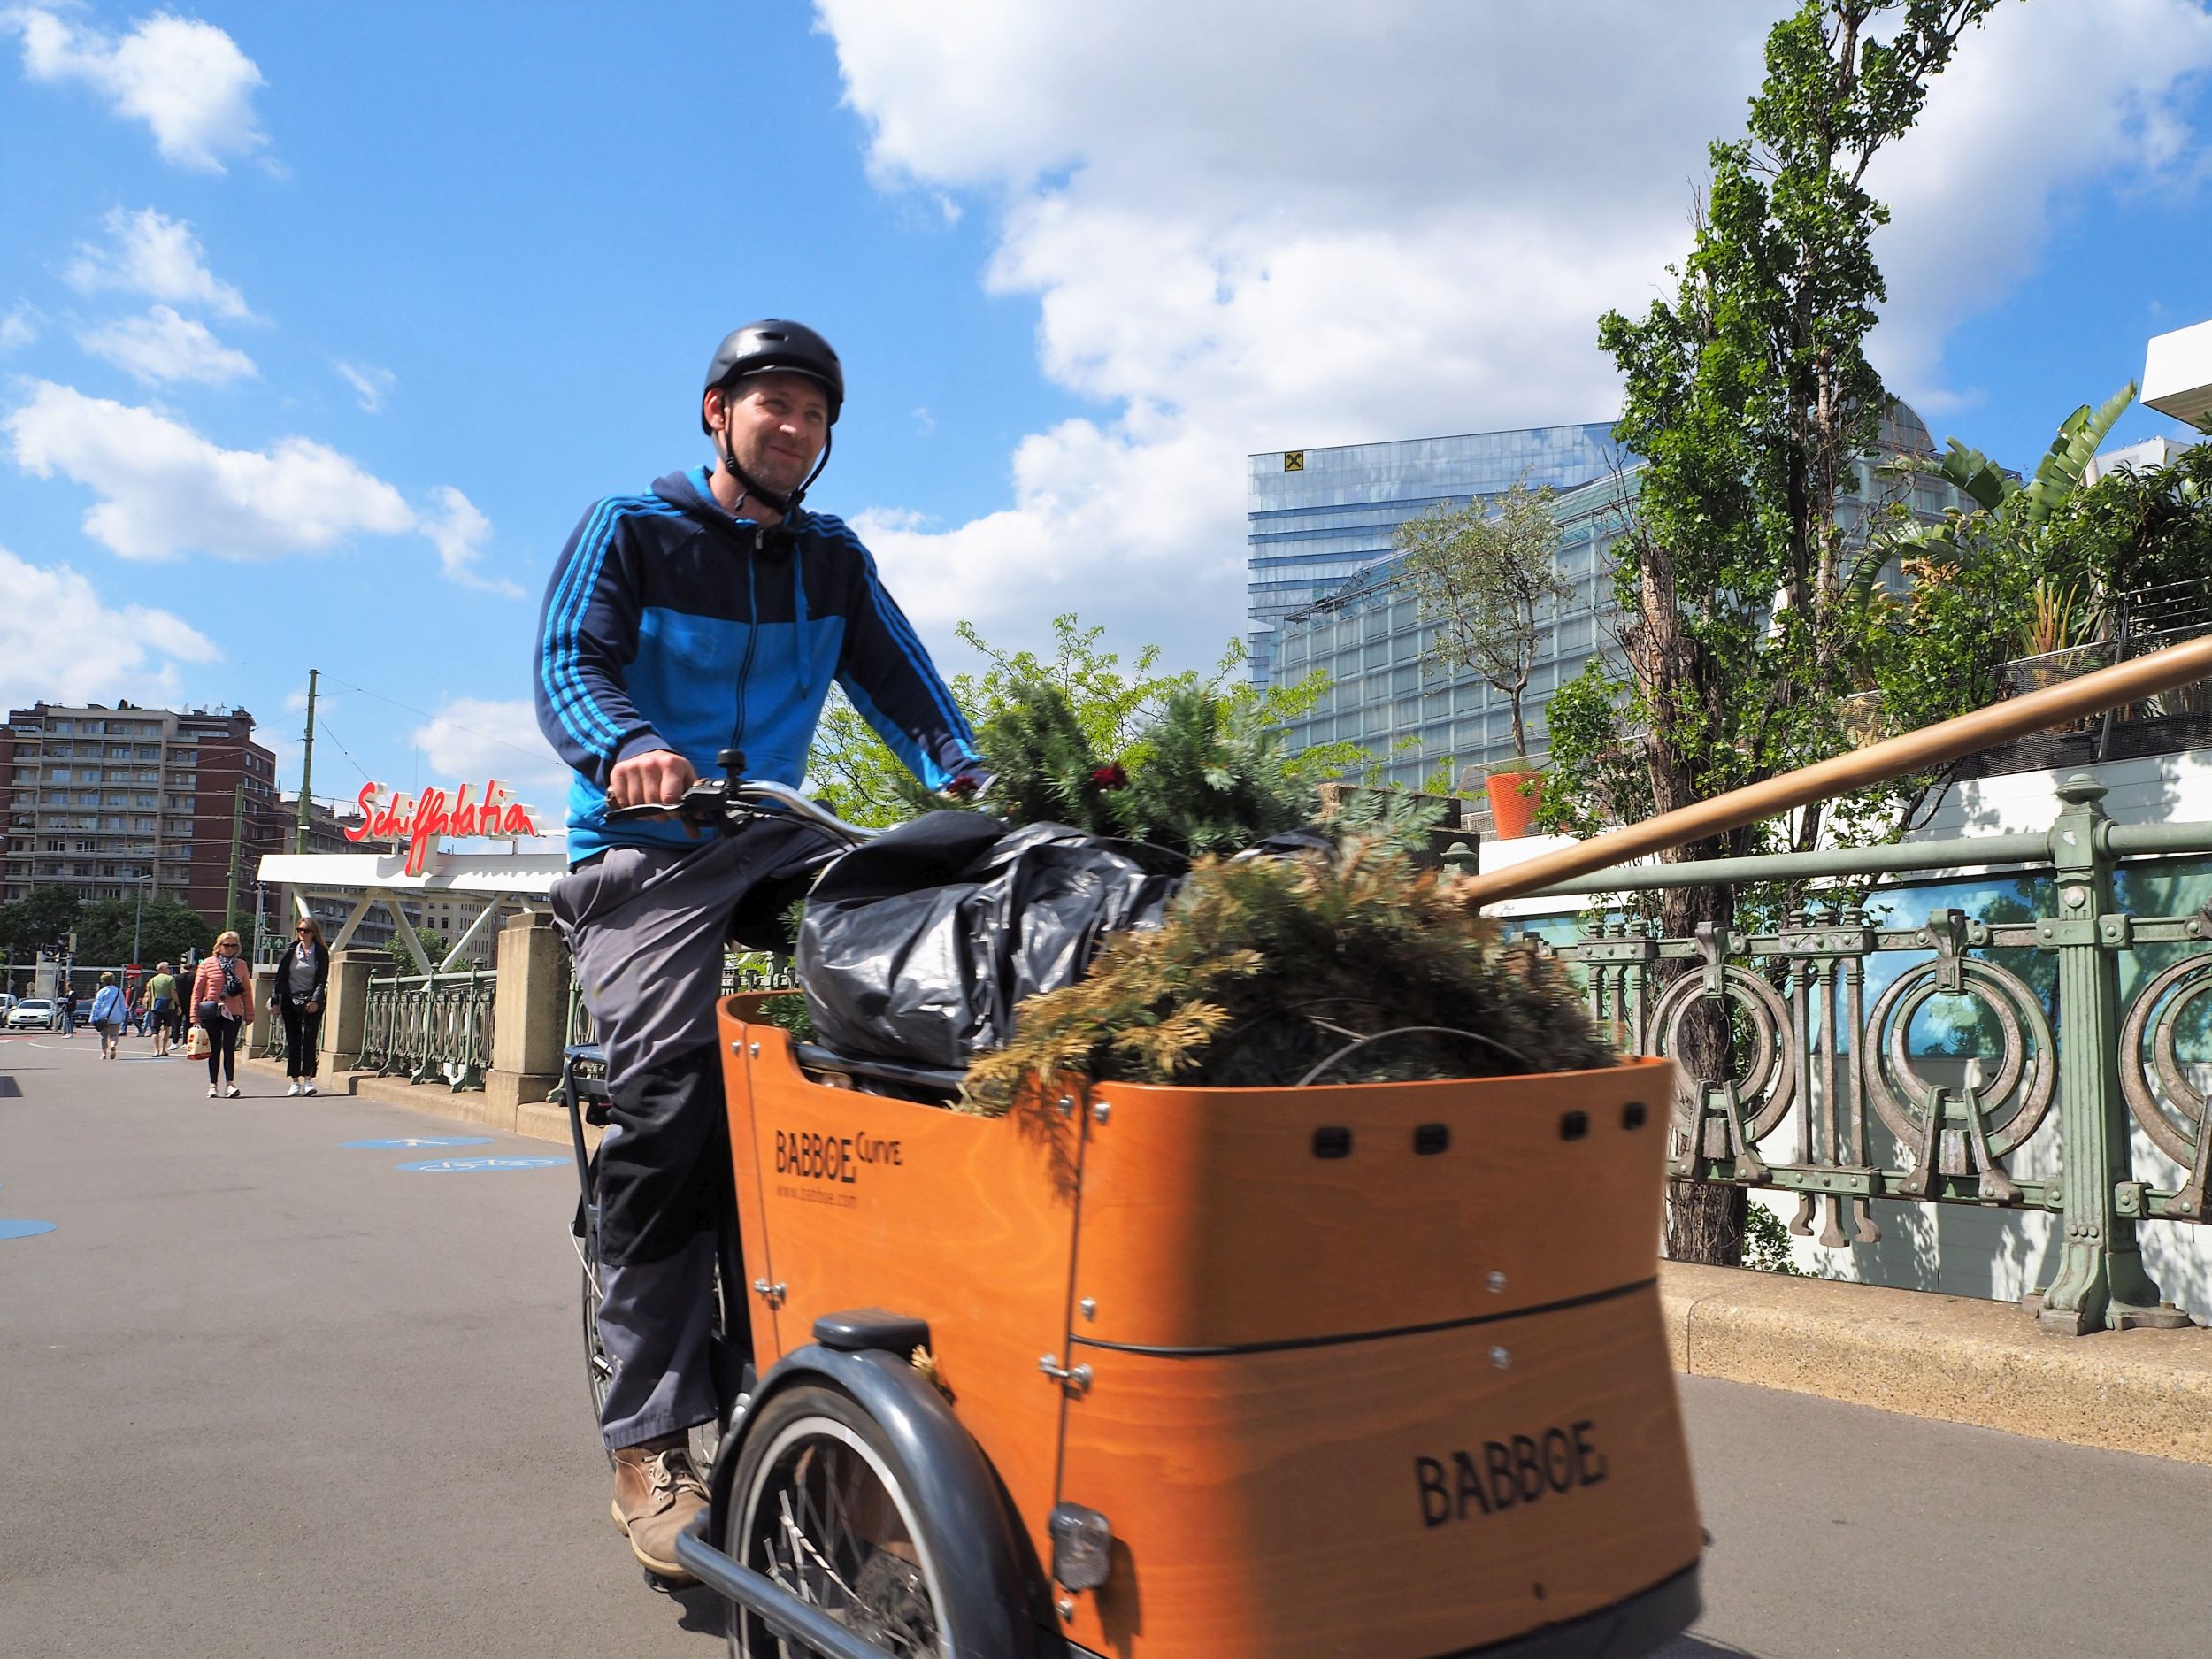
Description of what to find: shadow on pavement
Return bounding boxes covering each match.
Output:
[1654,1638,1764,1658]
[659,1581,724,1637]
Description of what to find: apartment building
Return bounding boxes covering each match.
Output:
[2,702,290,927]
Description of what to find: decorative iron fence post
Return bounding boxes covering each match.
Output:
[452,965,487,1092]
[2032,776,2189,1334]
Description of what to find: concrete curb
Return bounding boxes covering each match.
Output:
[242,1057,596,1149]
[1661,1261,2212,1466]
[252,1057,2212,1466]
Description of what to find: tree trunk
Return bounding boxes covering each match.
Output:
[1658,869,1748,1266]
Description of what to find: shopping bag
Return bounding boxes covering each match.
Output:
[186,1025,211,1060]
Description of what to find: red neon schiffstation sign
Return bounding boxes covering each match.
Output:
[346,779,546,877]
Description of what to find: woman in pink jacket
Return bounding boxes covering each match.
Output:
[190,931,256,1098]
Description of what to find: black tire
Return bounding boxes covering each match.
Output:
[726,1384,959,1659]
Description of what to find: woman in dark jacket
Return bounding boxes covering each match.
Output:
[275,917,331,1095]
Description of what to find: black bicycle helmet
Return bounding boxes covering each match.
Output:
[700,319,844,433]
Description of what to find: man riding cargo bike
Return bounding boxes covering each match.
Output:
[537,323,1704,1658]
[535,319,987,1583]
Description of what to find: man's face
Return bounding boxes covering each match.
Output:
[709,371,830,497]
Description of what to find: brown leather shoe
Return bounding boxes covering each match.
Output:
[610,1434,709,1579]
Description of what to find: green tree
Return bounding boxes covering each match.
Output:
[807,613,1359,830]
[1393,480,1572,761]
[2039,434,2212,604]
[0,885,82,960]
[70,895,211,969]
[1865,385,2138,743]
[1542,0,2000,1265]
[383,929,451,976]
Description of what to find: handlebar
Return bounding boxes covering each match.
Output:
[603,753,881,849]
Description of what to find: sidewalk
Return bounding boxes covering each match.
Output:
[245,1054,590,1149]
[254,1053,2212,1470]
[1661,1260,2212,1466]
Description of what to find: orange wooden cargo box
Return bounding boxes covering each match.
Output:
[710,992,1702,1659]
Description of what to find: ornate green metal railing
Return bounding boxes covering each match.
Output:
[1511,773,2212,1335]
[360,968,495,1091]
[564,953,795,1056]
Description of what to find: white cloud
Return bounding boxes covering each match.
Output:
[65,206,252,319]
[0,301,38,350]
[7,380,412,558]
[5,382,514,593]
[1866,0,2212,413]
[420,484,523,597]
[409,697,566,791]
[0,542,219,705]
[78,304,257,385]
[334,359,396,413]
[811,0,2212,664]
[11,6,267,171]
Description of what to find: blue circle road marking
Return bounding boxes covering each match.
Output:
[341,1137,495,1149]
[0,1218,57,1240]
[396,1156,568,1173]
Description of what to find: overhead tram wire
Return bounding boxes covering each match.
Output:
[311,716,380,788]
[319,674,555,767]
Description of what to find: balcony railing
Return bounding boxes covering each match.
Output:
[1513,773,2212,1334]
[563,954,796,1055]
[358,968,495,1091]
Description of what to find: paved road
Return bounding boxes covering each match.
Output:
[3,1033,2207,1658]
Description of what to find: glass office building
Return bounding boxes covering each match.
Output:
[1270,403,1966,792]
[1246,424,1632,688]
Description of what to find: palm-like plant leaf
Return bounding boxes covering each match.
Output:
[1932,438,2012,512]
[2016,381,2136,526]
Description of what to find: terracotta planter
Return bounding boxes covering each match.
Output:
[1486,768,1544,839]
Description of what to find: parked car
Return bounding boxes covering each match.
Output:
[7,998,55,1030]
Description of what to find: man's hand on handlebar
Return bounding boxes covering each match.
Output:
[608,748,698,812]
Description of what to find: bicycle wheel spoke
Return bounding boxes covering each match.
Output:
[739,1414,947,1659]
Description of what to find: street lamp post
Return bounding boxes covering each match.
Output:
[131,873,156,968]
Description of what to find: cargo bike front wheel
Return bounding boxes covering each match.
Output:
[726,1383,961,1659]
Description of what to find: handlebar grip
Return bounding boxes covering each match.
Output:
[604,803,687,823]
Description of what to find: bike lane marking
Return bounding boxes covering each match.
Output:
[342,1137,495,1149]
[395,1156,568,1172]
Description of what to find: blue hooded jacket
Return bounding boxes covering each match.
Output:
[535,466,980,864]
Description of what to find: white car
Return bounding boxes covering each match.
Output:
[6,999,55,1030]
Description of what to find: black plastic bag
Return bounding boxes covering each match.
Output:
[797,812,1187,1069]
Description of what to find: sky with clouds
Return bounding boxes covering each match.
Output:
[3,1,2209,816]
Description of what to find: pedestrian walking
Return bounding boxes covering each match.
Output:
[88,972,127,1059]
[189,932,255,1098]
[142,961,178,1056]
[273,918,329,1095]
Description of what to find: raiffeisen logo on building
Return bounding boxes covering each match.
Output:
[346,779,547,876]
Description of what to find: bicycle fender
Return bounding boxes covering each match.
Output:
[708,1341,1042,1659]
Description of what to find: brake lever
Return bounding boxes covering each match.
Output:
[605,778,733,829]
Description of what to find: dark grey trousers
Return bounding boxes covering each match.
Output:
[551,824,829,1448]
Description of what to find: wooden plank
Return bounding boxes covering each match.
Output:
[724,1007,1082,1580]
[1058,1287,1701,1659]
[1071,1058,1677,1350]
